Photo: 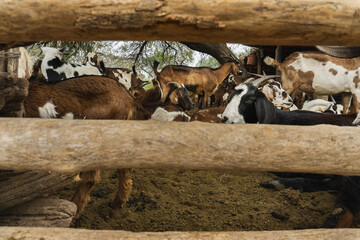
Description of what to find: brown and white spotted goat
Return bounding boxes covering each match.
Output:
[85,52,146,91]
[264,52,360,123]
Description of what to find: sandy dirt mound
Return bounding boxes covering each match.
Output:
[55,169,360,231]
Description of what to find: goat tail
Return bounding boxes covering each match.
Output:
[264,56,281,68]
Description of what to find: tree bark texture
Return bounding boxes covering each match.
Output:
[0,198,77,228]
[0,118,360,176]
[1,227,360,240]
[0,1,359,45]
[0,171,77,211]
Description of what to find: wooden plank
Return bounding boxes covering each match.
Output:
[0,118,360,175]
[0,198,76,228]
[1,227,360,240]
[0,171,77,211]
[0,0,359,45]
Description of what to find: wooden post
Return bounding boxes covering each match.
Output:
[0,1,359,45]
[1,118,360,176]
[1,227,360,240]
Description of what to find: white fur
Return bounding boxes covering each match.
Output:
[222,84,248,124]
[222,92,229,101]
[151,107,190,122]
[38,101,58,118]
[62,112,74,119]
[302,99,343,114]
[41,47,102,82]
[114,69,133,90]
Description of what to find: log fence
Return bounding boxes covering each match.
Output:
[1,0,360,239]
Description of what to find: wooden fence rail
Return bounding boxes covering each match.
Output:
[0,0,359,45]
[1,118,359,175]
[1,227,360,240]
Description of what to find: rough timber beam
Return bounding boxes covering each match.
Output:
[1,227,360,240]
[0,0,359,45]
[1,118,360,176]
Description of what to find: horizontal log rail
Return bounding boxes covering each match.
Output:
[1,227,360,239]
[0,0,360,45]
[0,118,360,175]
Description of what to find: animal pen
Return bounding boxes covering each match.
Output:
[1,0,360,239]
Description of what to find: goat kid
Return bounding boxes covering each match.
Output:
[41,47,103,83]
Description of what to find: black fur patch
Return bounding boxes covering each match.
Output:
[74,71,79,77]
[46,69,66,83]
[99,61,106,73]
[71,64,76,67]
[47,57,65,69]
[185,84,198,93]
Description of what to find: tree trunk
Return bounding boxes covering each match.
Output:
[181,42,250,78]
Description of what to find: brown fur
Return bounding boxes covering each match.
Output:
[211,77,237,107]
[111,169,133,210]
[190,107,225,123]
[155,61,241,108]
[24,76,149,120]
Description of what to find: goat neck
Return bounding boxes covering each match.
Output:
[213,62,238,85]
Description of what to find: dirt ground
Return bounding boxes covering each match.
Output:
[55,169,360,231]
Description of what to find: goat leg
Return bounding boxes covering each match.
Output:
[111,168,133,210]
[71,170,101,219]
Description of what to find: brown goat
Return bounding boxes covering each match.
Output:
[154,60,242,108]
[25,72,192,217]
[24,76,149,218]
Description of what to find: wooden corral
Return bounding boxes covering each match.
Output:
[0,0,359,45]
[1,0,360,239]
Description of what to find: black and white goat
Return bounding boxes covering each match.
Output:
[221,81,359,228]
[41,47,103,83]
[221,81,356,125]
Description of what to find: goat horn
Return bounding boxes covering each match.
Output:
[166,82,182,88]
[249,73,265,78]
[252,75,281,87]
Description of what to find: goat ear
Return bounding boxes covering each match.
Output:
[254,97,276,124]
